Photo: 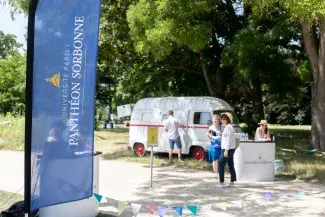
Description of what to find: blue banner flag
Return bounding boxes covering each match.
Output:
[30,0,101,211]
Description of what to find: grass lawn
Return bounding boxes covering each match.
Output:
[100,125,325,183]
[95,127,129,154]
[270,125,325,182]
[0,190,23,212]
[0,115,24,151]
[1,116,324,182]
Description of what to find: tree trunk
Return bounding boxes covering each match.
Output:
[199,51,218,97]
[311,65,325,151]
[250,70,264,122]
[301,21,325,151]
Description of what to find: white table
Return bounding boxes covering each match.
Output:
[234,141,275,182]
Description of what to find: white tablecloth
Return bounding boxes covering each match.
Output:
[234,142,275,182]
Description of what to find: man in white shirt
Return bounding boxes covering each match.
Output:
[164,110,184,163]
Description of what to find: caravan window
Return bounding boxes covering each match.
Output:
[142,112,161,123]
[193,112,211,125]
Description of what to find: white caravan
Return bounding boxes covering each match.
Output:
[128,97,241,160]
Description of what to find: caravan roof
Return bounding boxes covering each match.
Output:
[133,97,233,112]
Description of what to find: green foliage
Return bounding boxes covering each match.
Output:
[222,2,307,126]
[222,4,301,96]
[125,0,246,98]
[264,85,311,125]
[297,60,313,84]
[0,53,26,115]
[248,0,325,23]
[0,30,25,115]
[3,0,314,128]
[97,0,211,109]
[0,0,29,14]
[0,30,22,59]
[127,0,213,59]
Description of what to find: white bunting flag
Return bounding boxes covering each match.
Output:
[131,203,142,216]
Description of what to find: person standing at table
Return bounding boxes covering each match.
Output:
[216,112,237,188]
[207,114,222,178]
[164,110,184,163]
[255,120,271,141]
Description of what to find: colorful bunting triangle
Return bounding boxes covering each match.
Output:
[200,204,212,214]
[216,202,227,211]
[187,205,198,216]
[131,203,142,216]
[262,192,272,200]
[158,206,169,217]
[106,197,117,207]
[100,196,108,203]
[118,201,128,216]
[146,205,157,214]
[93,193,102,203]
[82,190,309,217]
[297,192,306,198]
[279,193,288,199]
[106,197,118,208]
[172,206,183,216]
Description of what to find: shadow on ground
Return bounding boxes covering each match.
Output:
[99,165,325,217]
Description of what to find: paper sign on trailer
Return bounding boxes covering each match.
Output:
[147,127,158,147]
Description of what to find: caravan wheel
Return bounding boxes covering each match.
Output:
[191,147,205,161]
[134,143,145,157]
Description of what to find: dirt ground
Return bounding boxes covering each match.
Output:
[1,128,325,217]
[98,160,325,217]
[0,151,324,217]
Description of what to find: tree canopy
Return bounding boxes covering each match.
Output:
[3,0,325,150]
[0,31,25,114]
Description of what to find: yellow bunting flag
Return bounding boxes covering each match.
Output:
[216,202,227,211]
[118,201,128,216]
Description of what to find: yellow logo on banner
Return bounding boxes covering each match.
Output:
[45,72,60,88]
[147,127,158,145]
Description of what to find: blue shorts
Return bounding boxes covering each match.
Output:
[169,137,182,149]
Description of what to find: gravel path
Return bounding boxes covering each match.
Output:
[1,151,324,217]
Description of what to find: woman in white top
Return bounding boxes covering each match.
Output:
[207,114,222,178]
[216,112,237,188]
[255,120,271,141]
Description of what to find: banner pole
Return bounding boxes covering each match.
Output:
[150,146,153,187]
[25,0,39,216]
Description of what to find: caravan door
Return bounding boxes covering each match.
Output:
[187,111,211,151]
